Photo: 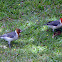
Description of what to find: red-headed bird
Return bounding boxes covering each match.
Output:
[0,28,22,48]
[44,18,62,31]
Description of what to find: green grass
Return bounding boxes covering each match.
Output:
[0,0,62,62]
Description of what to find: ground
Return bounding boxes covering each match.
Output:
[0,0,62,62]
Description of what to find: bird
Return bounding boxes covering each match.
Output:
[44,18,62,32]
[0,28,22,48]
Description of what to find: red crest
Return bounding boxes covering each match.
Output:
[60,18,62,23]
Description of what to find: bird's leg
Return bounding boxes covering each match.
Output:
[53,29,54,32]
[8,41,11,48]
[8,44,11,48]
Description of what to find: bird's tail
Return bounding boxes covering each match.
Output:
[43,24,48,25]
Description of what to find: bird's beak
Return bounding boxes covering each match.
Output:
[20,30,22,32]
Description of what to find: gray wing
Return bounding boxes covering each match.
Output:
[47,20,60,26]
[1,31,16,38]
